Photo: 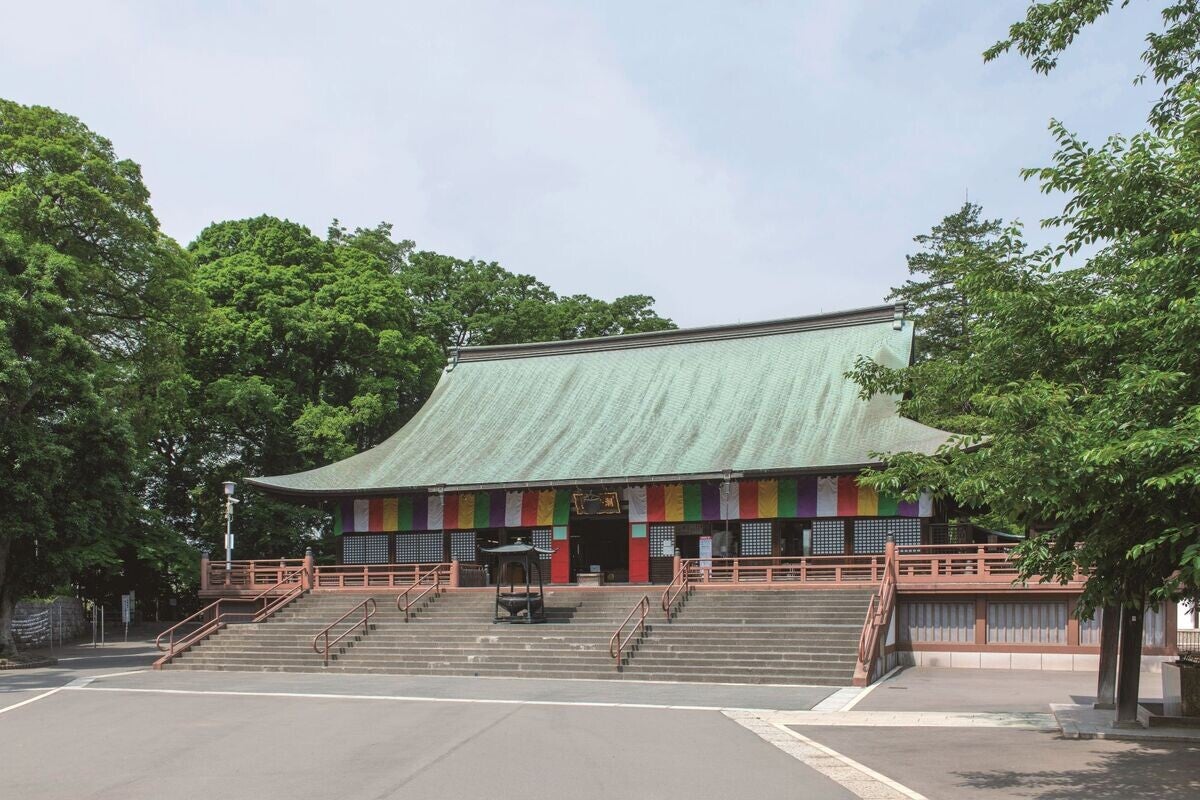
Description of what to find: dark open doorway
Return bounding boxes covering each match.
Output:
[570,518,629,582]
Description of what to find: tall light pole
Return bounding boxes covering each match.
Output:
[222,481,239,571]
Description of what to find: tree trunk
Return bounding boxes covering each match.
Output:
[1114,603,1146,726]
[0,535,17,658]
[1094,604,1120,709]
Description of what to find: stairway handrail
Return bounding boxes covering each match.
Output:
[661,562,693,619]
[609,594,650,668]
[312,597,378,667]
[854,546,897,685]
[395,565,444,622]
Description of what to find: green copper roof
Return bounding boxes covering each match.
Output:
[248,304,956,496]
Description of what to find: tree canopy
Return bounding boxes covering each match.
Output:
[852,99,1200,615]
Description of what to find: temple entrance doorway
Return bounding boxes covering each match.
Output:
[570,518,629,583]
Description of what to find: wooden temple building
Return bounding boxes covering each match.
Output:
[193,303,1177,681]
[249,304,956,583]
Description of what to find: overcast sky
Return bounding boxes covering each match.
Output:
[3,1,1162,327]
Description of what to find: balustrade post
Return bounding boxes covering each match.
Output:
[302,547,314,590]
[976,544,986,576]
[200,551,210,592]
[884,537,895,582]
[672,554,681,579]
[732,561,740,583]
[449,559,460,589]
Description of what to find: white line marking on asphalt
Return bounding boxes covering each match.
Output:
[774,723,929,800]
[56,651,158,661]
[840,665,900,712]
[0,687,64,716]
[64,684,777,713]
[724,710,927,800]
[811,686,861,712]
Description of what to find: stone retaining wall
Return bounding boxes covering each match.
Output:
[12,597,89,647]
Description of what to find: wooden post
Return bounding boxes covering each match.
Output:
[449,559,461,589]
[199,551,210,593]
[302,548,314,591]
[1095,604,1120,710]
[1114,603,1146,726]
[672,554,681,579]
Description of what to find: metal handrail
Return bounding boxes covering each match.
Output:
[661,564,692,619]
[609,595,650,669]
[396,565,444,621]
[251,565,308,622]
[155,599,225,653]
[312,598,378,667]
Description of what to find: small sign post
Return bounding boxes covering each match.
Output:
[121,593,133,642]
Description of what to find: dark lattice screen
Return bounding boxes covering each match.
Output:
[740,521,772,556]
[343,534,389,564]
[532,529,552,559]
[450,531,477,562]
[395,532,443,563]
[812,520,845,555]
[649,525,675,559]
[853,519,920,553]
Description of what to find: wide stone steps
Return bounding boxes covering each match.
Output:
[166,587,873,686]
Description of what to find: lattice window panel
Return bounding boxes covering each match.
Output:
[649,525,675,559]
[394,532,443,563]
[740,521,772,556]
[853,518,920,554]
[531,529,553,560]
[450,531,477,562]
[342,534,389,565]
[811,521,845,555]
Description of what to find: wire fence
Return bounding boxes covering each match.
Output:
[11,605,68,649]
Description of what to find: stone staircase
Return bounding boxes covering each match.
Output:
[622,589,873,685]
[165,587,872,685]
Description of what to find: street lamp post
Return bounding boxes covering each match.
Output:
[222,481,239,571]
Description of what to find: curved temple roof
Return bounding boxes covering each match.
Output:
[248,304,956,496]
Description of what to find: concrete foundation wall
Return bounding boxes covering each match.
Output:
[894,649,1170,673]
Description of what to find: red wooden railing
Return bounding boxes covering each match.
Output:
[396,565,444,621]
[312,598,378,667]
[313,562,451,590]
[610,595,650,670]
[682,554,889,585]
[853,546,897,686]
[204,558,306,593]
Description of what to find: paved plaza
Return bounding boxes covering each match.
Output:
[2,639,1198,799]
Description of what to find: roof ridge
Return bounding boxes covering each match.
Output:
[454,302,907,364]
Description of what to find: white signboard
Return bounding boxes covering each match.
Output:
[120,594,132,624]
[699,535,712,570]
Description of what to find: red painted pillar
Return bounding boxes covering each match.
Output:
[629,523,649,583]
[551,525,571,583]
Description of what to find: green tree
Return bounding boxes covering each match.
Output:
[170,216,442,559]
[0,99,193,655]
[400,251,674,355]
[852,99,1200,720]
[986,0,1200,124]
[889,202,1005,363]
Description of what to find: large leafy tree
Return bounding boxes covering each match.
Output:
[163,216,443,559]
[400,251,673,355]
[0,99,193,656]
[852,99,1200,719]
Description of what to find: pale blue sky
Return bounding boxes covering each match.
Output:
[2,1,1163,326]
